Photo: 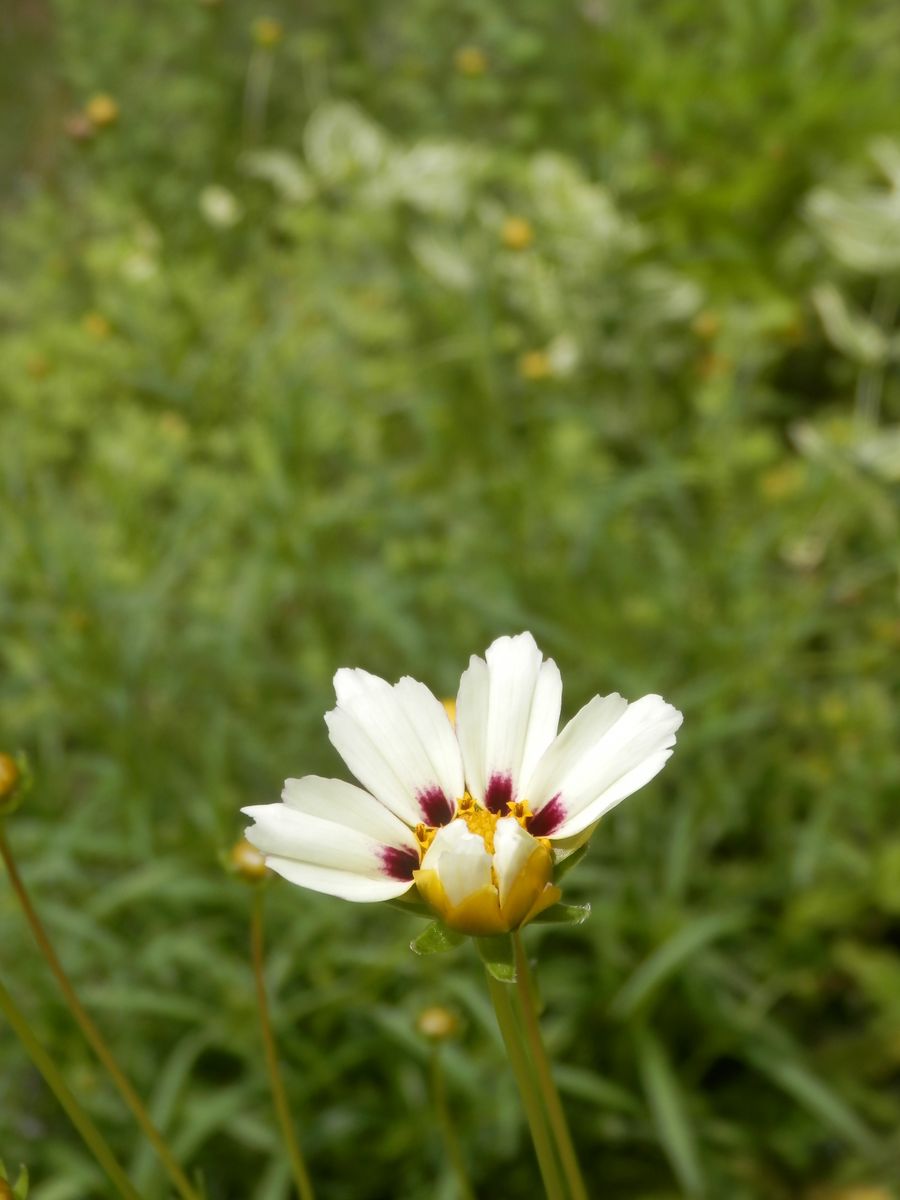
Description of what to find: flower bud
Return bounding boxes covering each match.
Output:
[417,1005,459,1041]
[0,754,27,817]
[253,17,283,47]
[85,94,119,128]
[518,350,552,381]
[228,837,270,883]
[454,46,487,76]
[501,216,534,251]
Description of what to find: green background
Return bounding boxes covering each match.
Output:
[1,1,898,1196]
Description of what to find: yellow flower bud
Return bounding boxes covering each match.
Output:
[82,312,112,340]
[253,17,283,47]
[0,754,20,798]
[85,94,119,128]
[501,216,534,251]
[417,1005,460,1041]
[518,350,552,381]
[454,46,488,77]
[229,837,270,883]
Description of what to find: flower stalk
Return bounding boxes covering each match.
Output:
[0,974,141,1200]
[0,824,201,1200]
[250,889,316,1200]
[512,933,589,1200]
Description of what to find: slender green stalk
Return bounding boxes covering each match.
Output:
[512,933,589,1200]
[0,974,142,1200]
[486,971,567,1200]
[251,890,315,1200]
[0,825,200,1200]
[429,1046,475,1200]
[242,48,274,145]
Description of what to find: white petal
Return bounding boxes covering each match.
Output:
[455,632,562,812]
[259,858,412,902]
[421,820,493,907]
[325,669,464,827]
[281,776,417,848]
[243,779,420,902]
[526,693,683,838]
[492,817,540,909]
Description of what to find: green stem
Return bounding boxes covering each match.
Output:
[0,825,201,1200]
[0,974,142,1200]
[512,932,589,1200]
[251,890,316,1200]
[429,1046,475,1200]
[486,971,567,1200]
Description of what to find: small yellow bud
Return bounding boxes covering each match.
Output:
[85,94,119,128]
[0,753,28,817]
[417,1005,460,1041]
[441,698,456,725]
[0,755,21,802]
[454,46,488,77]
[691,310,720,340]
[229,838,270,883]
[501,216,534,251]
[253,17,283,47]
[518,350,552,381]
[82,312,112,340]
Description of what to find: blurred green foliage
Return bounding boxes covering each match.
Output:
[1,0,899,1197]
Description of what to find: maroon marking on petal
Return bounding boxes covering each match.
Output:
[380,845,420,882]
[527,795,566,837]
[485,772,514,814]
[417,786,454,827]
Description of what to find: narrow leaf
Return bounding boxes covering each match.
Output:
[610,911,745,1018]
[636,1027,705,1197]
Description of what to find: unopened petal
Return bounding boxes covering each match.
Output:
[420,820,492,908]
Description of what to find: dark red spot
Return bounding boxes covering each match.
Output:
[527,795,566,837]
[380,845,419,881]
[417,786,454,826]
[485,772,514,814]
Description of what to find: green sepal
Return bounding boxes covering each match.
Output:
[385,893,432,918]
[410,921,464,956]
[476,934,516,982]
[0,1160,29,1198]
[552,843,588,882]
[531,901,592,926]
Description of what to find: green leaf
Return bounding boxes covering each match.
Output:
[610,911,746,1019]
[636,1027,705,1197]
[745,1045,878,1156]
[476,934,516,982]
[531,902,592,926]
[14,1166,29,1200]
[409,921,464,956]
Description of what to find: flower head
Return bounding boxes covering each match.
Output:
[243,634,682,937]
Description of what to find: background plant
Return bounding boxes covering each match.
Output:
[1,1,898,1197]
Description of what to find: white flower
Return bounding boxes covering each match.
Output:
[243,633,682,936]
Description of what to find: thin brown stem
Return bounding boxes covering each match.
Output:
[251,889,315,1200]
[0,825,200,1200]
[0,973,142,1200]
